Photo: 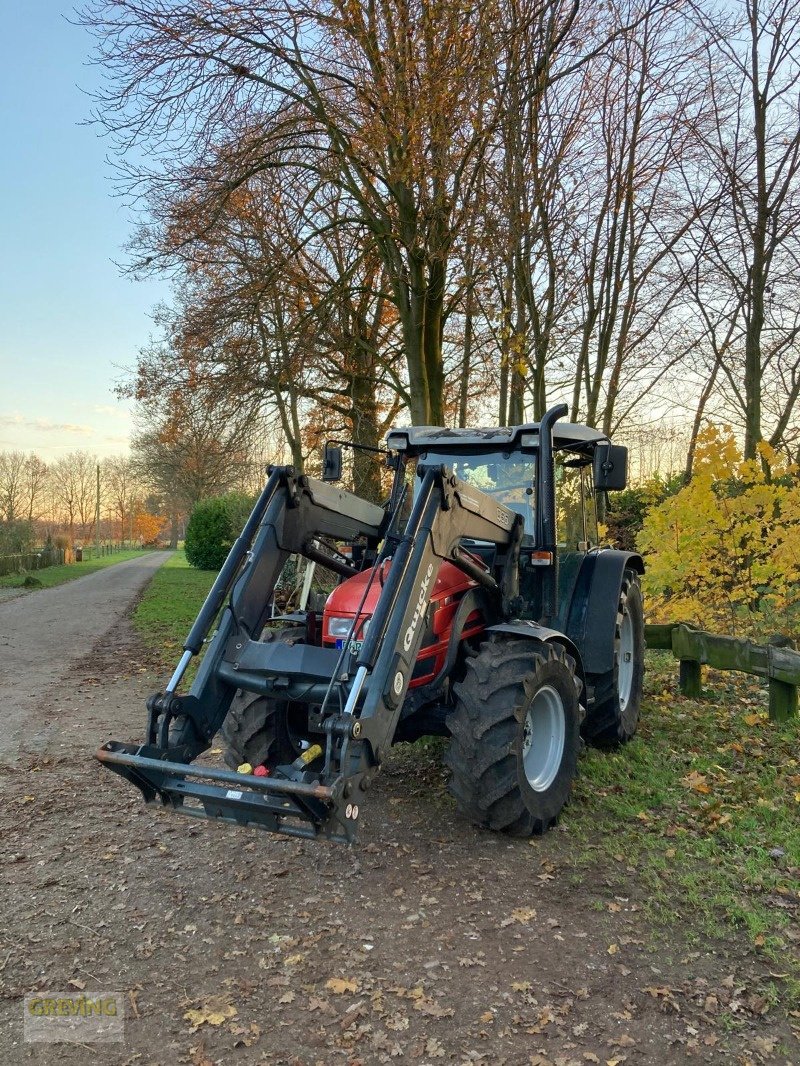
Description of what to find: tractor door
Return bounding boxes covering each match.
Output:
[554,453,598,628]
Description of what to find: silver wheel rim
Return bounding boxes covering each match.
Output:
[521,685,565,792]
[618,608,634,711]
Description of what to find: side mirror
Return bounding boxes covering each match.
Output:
[593,444,628,491]
[322,444,343,482]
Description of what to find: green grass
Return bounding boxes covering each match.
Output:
[133,550,215,664]
[564,653,800,1000]
[0,548,153,591]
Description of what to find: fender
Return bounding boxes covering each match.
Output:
[563,549,644,676]
[485,620,586,702]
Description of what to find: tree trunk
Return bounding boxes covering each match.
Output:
[458,291,474,429]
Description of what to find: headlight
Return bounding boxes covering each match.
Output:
[328,616,354,637]
[328,616,372,638]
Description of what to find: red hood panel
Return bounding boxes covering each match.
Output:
[324,558,479,617]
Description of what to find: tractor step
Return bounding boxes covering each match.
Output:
[96,742,356,843]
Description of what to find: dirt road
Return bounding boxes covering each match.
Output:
[0,552,169,765]
[0,562,796,1064]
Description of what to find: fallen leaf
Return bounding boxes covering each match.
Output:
[752,1036,777,1054]
[189,1043,214,1066]
[501,906,537,927]
[682,771,711,794]
[414,997,454,1018]
[184,998,238,1031]
[326,978,359,995]
[610,1034,635,1047]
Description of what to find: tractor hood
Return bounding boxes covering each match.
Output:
[325,557,480,618]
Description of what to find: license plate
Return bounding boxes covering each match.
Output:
[335,638,363,655]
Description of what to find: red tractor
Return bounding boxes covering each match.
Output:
[98,405,644,842]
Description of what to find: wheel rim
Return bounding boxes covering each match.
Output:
[617,608,634,711]
[522,685,566,792]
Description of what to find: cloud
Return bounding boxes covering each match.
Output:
[0,414,93,435]
[92,404,131,419]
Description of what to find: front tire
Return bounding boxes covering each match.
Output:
[221,626,307,770]
[444,638,583,836]
[583,570,644,745]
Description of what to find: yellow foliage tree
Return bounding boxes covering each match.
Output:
[134,512,166,546]
[638,427,800,637]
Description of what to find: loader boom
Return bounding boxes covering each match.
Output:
[97,464,523,842]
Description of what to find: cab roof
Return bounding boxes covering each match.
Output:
[385,422,608,456]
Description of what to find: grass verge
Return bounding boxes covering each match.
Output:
[565,652,800,1002]
[0,549,152,591]
[133,550,215,667]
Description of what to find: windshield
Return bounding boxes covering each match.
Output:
[411,450,537,537]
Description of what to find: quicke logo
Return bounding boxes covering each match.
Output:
[403,563,434,652]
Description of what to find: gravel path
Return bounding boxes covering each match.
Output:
[0,551,169,765]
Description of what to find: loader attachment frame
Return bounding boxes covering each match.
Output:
[97,464,523,841]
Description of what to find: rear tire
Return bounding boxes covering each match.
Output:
[444,638,583,836]
[221,626,306,770]
[583,570,644,745]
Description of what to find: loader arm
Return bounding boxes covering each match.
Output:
[96,464,523,843]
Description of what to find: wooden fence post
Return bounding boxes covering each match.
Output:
[769,679,798,721]
[671,625,704,698]
[768,639,799,722]
[679,659,703,698]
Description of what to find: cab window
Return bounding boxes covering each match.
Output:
[415,450,537,538]
[555,455,597,550]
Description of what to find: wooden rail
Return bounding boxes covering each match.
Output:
[644,623,799,721]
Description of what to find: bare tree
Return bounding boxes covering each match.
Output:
[21,454,49,523]
[51,454,83,543]
[688,0,800,458]
[132,393,257,546]
[82,0,590,425]
[563,0,710,435]
[0,452,27,522]
[103,456,138,542]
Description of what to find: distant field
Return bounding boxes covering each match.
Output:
[0,548,152,591]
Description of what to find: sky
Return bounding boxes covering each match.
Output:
[0,4,170,459]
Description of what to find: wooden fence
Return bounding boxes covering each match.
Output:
[0,547,65,578]
[645,623,799,721]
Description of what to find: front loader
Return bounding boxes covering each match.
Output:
[98,405,644,843]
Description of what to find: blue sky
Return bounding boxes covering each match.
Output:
[0,4,169,458]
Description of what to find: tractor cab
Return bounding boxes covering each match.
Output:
[321,418,630,717]
[378,420,625,627]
